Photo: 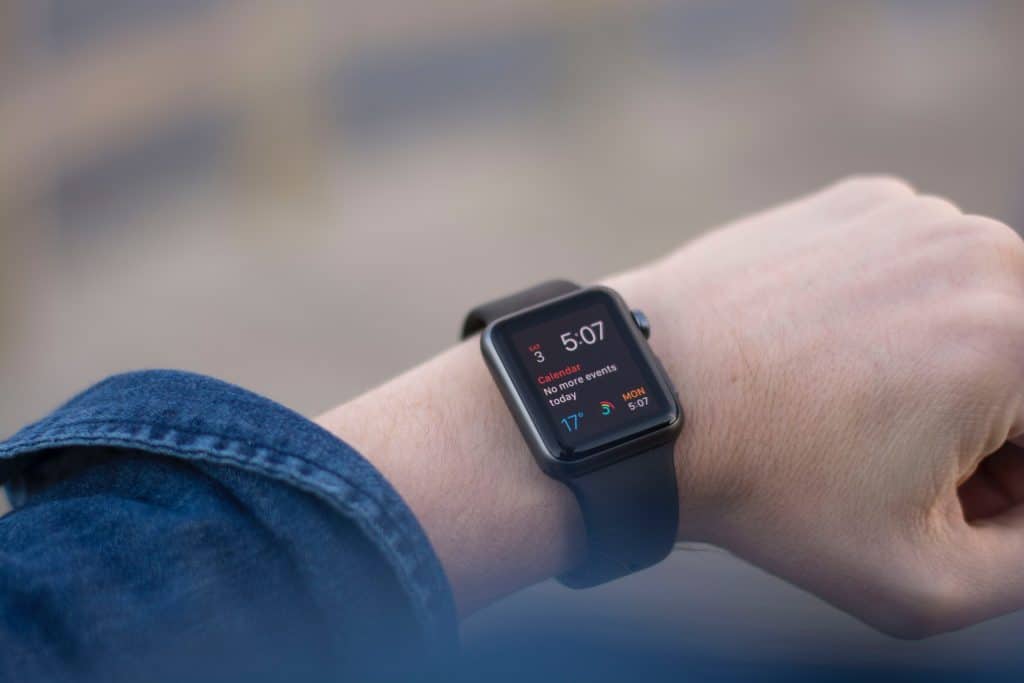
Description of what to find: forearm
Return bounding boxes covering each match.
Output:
[317,335,581,615]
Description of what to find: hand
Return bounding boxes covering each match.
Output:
[610,177,1024,637]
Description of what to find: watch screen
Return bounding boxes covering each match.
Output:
[491,289,677,460]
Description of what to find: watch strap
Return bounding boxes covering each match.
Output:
[560,442,677,588]
[461,280,580,338]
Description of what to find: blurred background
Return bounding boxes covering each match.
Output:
[3,0,1024,678]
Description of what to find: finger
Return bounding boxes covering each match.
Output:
[958,443,1024,521]
[978,443,1024,502]
[946,488,1024,631]
[959,466,1014,521]
[913,446,1024,633]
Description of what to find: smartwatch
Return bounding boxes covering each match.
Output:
[462,280,683,588]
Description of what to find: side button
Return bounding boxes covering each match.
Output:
[631,309,651,339]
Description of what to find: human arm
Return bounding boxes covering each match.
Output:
[319,176,1024,636]
[2,173,1022,683]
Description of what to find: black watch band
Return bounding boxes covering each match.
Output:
[461,280,582,339]
[462,281,679,588]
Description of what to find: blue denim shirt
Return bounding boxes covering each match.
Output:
[0,370,457,682]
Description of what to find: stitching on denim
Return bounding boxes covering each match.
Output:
[4,419,349,474]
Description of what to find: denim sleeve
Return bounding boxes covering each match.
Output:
[0,370,457,683]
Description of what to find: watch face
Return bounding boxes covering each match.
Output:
[486,288,678,462]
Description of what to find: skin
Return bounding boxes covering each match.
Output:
[317,176,1024,638]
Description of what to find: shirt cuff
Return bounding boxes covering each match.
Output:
[0,369,457,649]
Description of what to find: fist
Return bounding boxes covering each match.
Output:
[618,177,1024,637]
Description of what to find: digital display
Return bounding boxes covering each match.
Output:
[491,290,677,461]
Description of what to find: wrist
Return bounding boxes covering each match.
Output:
[317,266,726,613]
[316,341,586,616]
[602,263,740,547]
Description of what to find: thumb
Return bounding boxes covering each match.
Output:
[941,445,1024,631]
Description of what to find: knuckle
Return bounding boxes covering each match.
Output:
[913,194,962,221]
[962,290,1022,333]
[832,174,916,202]
[941,216,1024,294]
[965,215,1024,257]
[943,292,1024,387]
[884,609,943,640]
[880,579,964,640]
